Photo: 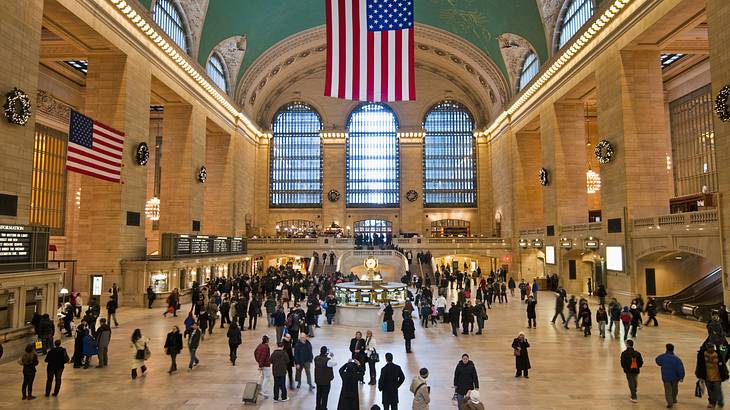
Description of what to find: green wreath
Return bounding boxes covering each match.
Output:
[3,88,31,126]
[715,85,730,122]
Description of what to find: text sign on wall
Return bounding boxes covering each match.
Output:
[91,275,103,296]
[0,224,31,262]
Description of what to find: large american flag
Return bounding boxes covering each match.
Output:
[67,110,125,183]
[325,0,415,102]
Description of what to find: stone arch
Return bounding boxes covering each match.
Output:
[497,33,540,94]
[152,0,209,59]
[206,35,247,96]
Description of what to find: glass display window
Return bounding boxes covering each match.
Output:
[151,272,169,293]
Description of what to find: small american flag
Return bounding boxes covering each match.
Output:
[67,110,125,183]
[325,0,415,102]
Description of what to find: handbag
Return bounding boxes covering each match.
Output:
[35,340,43,350]
[144,344,151,360]
[695,379,705,398]
[369,350,380,363]
[381,321,388,332]
[135,349,145,360]
[513,348,521,357]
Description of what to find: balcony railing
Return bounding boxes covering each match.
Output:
[632,210,719,232]
[246,236,510,249]
[560,222,603,234]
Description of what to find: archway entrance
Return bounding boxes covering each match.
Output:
[354,219,392,244]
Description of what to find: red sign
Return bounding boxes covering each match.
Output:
[501,255,512,264]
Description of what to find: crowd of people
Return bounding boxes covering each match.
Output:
[14,258,730,409]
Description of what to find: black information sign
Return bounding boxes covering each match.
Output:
[0,225,32,262]
[162,233,246,260]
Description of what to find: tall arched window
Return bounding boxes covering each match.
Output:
[207,53,227,92]
[517,52,539,92]
[557,0,594,50]
[152,0,189,53]
[423,101,476,207]
[270,103,323,207]
[346,103,399,207]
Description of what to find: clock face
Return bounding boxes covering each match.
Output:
[365,257,378,270]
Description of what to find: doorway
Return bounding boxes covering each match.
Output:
[645,268,656,296]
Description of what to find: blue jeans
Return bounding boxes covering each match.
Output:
[188,348,198,368]
[326,313,334,324]
[456,393,465,410]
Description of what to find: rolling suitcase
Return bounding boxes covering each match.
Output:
[242,381,259,404]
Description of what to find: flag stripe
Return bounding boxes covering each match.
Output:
[395,30,402,102]
[325,0,415,102]
[351,0,360,100]
[406,28,416,101]
[380,32,388,102]
[337,0,347,99]
[68,145,122,167]
[325,0,334,97]
[66,164,121,183]
[67,153,121,174]
[92,124,124,145]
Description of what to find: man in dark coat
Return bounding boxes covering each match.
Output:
[620,339,644,402]
[45,339,69,397]
[337,360,364,410]
[453,354,479,409]
[378,352,405,410]
[314,346,337,410]
[401,313,416,353]
[449,303,461,337]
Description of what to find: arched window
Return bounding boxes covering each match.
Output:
[423,101,476,207]
[517,52,539,92]
[557,0,594,50]
[206,53,227,92]
[270,102,323,207]
[346,103,399,207]
[152,0,189,53]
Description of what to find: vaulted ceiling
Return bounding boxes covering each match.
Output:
[138,0,605,80]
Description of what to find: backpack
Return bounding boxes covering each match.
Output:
[630,356,638,370]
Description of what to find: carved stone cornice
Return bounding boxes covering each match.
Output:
[36,90,73,129]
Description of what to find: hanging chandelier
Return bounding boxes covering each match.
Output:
[145,197,161,221]
[586,169,601,194]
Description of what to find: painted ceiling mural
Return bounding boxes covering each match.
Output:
[140,0,559,82]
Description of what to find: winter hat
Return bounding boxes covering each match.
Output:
[470,390,481,403]
[631,304,637,309]
[419,368,429,378]
[623,306,629,312]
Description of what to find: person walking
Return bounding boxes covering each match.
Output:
[695,343,729,409]
[564,295,578,329]
[402,313,416,353]
[378,352,405,410]
[254,335,272,400]
[226,321,242,365]
[185,322,201,369]
[453,354,479,410]
[106,297,119,327]
[449,303,461,337]
[473,299,486,335]
[526,296,537,328]
[270,341,290,402]
[273,305,286,344]
[314,346,338,410]
[294,333,315,390]
[146,286,156,309]
[655,343,684,408]
[410,368,430,410]
[620,339,644,403]
[37,314,54,355]
[130,329,149,379]
[620,306,632,341]
[44,339,69,397]
[551,292,566,325]
[337,360,364,410]
[95,318,112,367]
[364,330,378,385]
[596,305,608,338]
[645,298,658,326]
[19,343,39,400]
[512,332,531,378]
[164,325,183,374]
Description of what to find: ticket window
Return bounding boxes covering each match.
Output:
[150,272,169,293]
[0,292,14,330]
[24,289,42,324]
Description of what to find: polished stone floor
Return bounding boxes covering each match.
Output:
[0,289,721,409]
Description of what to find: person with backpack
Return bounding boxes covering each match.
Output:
[655,343,684,408]
[620,339,644,403]
[620,306,632,341]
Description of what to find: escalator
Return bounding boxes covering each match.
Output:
[654,267,723,321]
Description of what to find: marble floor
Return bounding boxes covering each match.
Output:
[0,289,721,410]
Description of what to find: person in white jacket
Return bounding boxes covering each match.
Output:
[364,330,378,385]
[435,295,448,323]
